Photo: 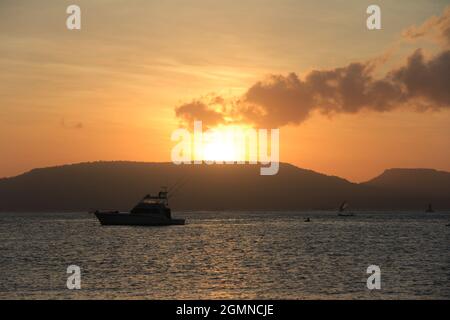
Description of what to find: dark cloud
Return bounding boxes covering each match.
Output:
[175,7,450,128]
[242,73,313,126]
[175,100,225,128]
[238,60,406,126]
[391,49,450,109]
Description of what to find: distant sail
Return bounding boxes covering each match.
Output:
[337,201,355,217]
[426,203,434,213]
[339,201,348,212]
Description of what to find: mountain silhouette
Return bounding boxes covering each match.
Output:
[0,161,449,212]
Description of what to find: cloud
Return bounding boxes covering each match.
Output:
[175,100,225,128]
[61,118,84,129]
[391,49,450,109]
[239,62,406,127]
[174,7,450,128]
[402,6,450,47]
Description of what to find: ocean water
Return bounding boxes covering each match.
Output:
[0,211,449,299]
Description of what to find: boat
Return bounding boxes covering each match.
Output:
[337,201,355,217]
[304,217,311,222]
[425,203,435,213]
[94,188,185,226]
[337,212,354,217]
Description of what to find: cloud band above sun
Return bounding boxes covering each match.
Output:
[175,6,450,128]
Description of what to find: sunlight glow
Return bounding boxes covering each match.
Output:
[199,125,250,162]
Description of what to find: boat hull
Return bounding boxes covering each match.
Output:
[94,212,185,226]
[338,213,355,217]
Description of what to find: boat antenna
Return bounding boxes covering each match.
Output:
[168,176,190,199]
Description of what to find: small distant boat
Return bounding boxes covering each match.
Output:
[425,203,435,213]
[337,213,355,217]
[337,201,355,217]
[304,217,311,222]
[94,188,185,226]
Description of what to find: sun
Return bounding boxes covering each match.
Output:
[199,125,249,162]
[203,140,237,162]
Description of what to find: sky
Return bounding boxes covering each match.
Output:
[1,0,449,182]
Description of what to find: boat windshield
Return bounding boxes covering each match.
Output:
[142,198,164,204]
[141,192,168,205]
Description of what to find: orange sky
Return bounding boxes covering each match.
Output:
[1,0,449,182]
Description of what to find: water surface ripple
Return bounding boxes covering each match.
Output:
[0,211,449,299]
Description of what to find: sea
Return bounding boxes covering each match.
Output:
[0,211,449,299]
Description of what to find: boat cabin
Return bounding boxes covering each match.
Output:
[130,189,171,217]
